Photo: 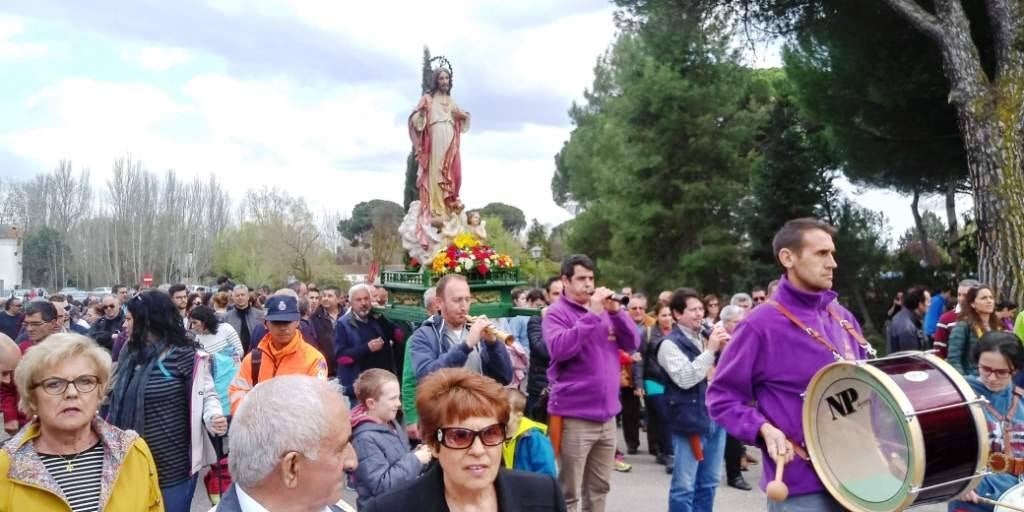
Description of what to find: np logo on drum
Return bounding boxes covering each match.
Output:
[825,387,863,421]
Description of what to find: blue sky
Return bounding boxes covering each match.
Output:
[0,0,951,240]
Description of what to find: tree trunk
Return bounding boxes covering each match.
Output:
[852,282,877,336]
[945,180,961,268]
[957,110,1024,301]
[881,0,1024,302]
[910,188,930,267]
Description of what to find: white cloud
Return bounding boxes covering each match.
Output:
[0,17,47,60]
[134,46,192,71]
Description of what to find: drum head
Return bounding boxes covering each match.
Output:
[996,483,1024,512]
[803,362,924,512]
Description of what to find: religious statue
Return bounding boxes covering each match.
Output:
[466,210,487,242]
[408,57,470,227]
[400,56,473,263]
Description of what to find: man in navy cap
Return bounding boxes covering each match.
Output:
[229,294,329,414]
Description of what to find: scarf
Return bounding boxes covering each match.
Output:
[107,340,170,436]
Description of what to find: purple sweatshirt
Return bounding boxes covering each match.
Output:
[543,294,640,423]
[707,275,867,497]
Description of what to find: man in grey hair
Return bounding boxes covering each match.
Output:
[216,375,358,512]
[934,278,982,358]
[730,293,753,312]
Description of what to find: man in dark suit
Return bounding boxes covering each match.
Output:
[215,375,357,512]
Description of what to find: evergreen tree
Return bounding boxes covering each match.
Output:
[404,47,432,210]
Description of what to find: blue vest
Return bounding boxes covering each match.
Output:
[662,329,710,436]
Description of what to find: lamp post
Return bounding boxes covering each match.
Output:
[529,245,543,287]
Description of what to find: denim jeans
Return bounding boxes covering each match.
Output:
[766,492,847,512]
[669,421,727,512]
[947,500,992,512]
[161,474,198,512]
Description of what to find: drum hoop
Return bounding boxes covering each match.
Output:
[918,353,990,494]
[803,360,925,512]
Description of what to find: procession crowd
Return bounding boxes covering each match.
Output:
[0,217,1023,512]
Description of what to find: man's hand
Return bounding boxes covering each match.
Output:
[760,423,794,465]
[590,287,614,315]
[959,490,980,503]
[633,388,645,398]
[4,419,17,435]
[706,325,729,353]
[368,337,385,352]
[630,352,643,363]
[209,414,228,435]
[466,317,492,348]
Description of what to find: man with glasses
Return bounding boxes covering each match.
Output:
[751,287,768,307]
[48,294,87,335]
[168,283,189,329]
[87,294,125,351]
[3,302,63,433]
[0,296,23,340]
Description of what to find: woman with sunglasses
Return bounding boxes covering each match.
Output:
[365,368,566,511]
[1,333,163,511]
[949,332,1024,511]
[107,290,227,512]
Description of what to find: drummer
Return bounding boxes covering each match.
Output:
[707,218,870,512]
[950,331,1024,512]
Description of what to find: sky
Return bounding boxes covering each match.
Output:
[0,0,956,243]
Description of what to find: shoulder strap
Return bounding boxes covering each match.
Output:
[827,307,877,358]
[766,300,844,361]
[251,347,263,386]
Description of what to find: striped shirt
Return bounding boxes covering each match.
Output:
[657,325,715,390]
[39,441,104,512]
[196,322,244,359]
[143,347,194,487]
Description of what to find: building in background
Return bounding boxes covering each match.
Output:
[0,225,23,296]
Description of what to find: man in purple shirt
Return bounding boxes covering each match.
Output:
[707,218,868,512]
[543,254,640,512]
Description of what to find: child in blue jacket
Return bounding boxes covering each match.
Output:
[503,389,557,477]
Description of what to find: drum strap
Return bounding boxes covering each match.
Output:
[767,300,865,361]
[985,392,1021,460]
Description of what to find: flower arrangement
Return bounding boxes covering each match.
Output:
[430,233,515,276]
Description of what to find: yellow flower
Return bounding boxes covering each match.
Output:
[452,233,480,250]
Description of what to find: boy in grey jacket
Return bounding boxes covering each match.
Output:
[350,369,432,509]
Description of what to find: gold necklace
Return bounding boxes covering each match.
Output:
[58,450,85,472]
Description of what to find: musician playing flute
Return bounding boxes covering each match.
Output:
[409,273,512,387]
[707,218,870,512]
[949,332,1024,512]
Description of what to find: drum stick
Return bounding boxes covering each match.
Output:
[977,496,1024,512]
[766,459,789,502]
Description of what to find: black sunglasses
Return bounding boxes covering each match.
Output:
[435,424,506,450]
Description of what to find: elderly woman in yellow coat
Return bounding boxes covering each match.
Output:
[0,333,163,511]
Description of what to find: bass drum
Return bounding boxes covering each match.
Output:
[995,482,1024,512]
[802,352,989,512]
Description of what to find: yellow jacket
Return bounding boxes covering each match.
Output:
[0,417,163,512]
[229,330,328,415]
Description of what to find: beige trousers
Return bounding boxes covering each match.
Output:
[558,417,617,512]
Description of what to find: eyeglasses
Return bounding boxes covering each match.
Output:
[435,423,507,449]
[104,304,118,310]
[980,364,1013,379]
[32,375,100,395]
[23,321,47,328]
[707,302,719,307]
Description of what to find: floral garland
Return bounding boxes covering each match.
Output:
[430,233,515,276]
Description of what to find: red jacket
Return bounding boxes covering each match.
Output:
[932,310,959,359]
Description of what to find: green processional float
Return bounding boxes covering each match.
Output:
[377,56,537,323]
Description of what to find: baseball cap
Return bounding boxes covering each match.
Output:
[265,295,300,322]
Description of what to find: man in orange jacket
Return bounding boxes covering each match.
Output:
[229,295,328,415]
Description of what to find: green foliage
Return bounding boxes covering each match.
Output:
[404,47,433,210]
[22,227,66,289]
[337,200,404,246]
[780,1,968,194]
[476,203,526,234]
[555,13,763,293]
[525,219,550,258]
[743,69,837,270]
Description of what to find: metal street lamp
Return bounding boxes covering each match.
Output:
[529,245,542,287]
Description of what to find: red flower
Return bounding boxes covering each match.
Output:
[477,263,490,275]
